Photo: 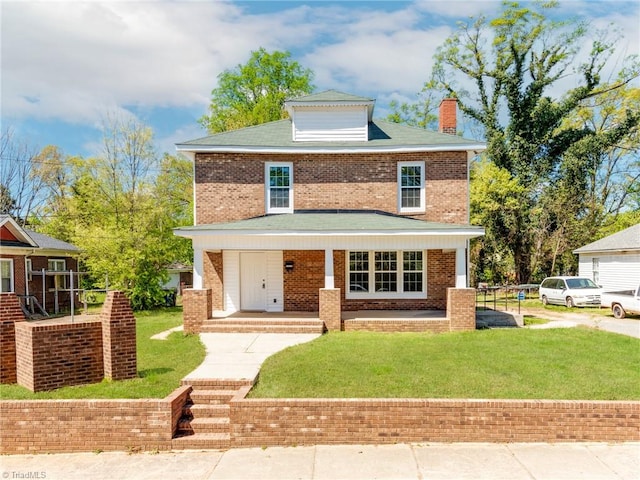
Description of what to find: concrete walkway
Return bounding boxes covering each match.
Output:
[2,442,638,479]
[182,332,321,382]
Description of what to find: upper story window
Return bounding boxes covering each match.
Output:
[398,161,425,213]
[265,162,293,214]
[1,259,14,293]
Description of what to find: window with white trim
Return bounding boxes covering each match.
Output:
[265,162,293,213]
[26,259,32,282]
[347,250,425,299]
[1,259,14,293]
[48,259,67,289]
[398,161,425,213]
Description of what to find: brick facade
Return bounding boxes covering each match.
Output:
[448,288,477,331]
[319,288,341,331]
[15,320,104,392]
[0,385,191,454]
[182,288,212,334]
[283,250,324,311]
[101,291,137,381]
[195,151,468,225]
[0,293,25,384]
[229,395,640,446]
[2,291,137,392]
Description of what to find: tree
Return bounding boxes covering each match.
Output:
[426,0,640,283]
[33,118,194,310]
[200,48,315,133]
[0,127,46,224]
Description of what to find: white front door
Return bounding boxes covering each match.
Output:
[240,252,268,311]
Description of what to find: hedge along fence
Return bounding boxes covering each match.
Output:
[228,387,640,447]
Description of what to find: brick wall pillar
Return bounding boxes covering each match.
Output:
[447,288,476,331]
[101,291,137,381]
[319,288,341,331]
[183,288,212,334]
[0,293,25,384]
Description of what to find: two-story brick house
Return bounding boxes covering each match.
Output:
[175,90,484,332]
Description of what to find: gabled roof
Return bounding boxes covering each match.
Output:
[176,210,484,237]
[0,214,79,254]
[177,119,484,154]
[573,224,640,254]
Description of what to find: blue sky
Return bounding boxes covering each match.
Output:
[2,0,639,158]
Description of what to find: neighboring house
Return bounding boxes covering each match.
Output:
[175,90,485,328]
[0,215,80,315]
[574,223,640,292]
[162,262,193,294]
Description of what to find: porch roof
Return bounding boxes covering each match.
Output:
[175,211,484,237]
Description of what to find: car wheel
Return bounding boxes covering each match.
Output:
[566,297,574,308]
[541,295,548,306]
[612,304,626,319]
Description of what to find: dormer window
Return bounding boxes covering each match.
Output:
[265,162,293,214]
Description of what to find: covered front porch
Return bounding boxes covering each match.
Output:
[176,211,482,334]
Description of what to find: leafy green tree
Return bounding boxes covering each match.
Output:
[200,48,315,133]
[427,0,640,283]
[34,120,194,310]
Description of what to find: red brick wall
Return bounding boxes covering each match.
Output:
[182,288,212,334]
[230,396,640,446]
[194,152,468,225]
[448,288,477,331]
[283,250,324,311]
[15,320,104,392]
[0,255,26,296]
[101,291,137,381]
[0,293,25,384]
[204,252,223,311]
[0,396,183,454]
[343,318,450,333]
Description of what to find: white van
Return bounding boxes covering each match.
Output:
[539,276,601,308]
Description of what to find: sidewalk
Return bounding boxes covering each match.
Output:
[2,442,638,479]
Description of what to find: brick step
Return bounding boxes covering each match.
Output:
[171,432,230,450]
[189,389,239,404]
[206,318,322,326]
[191,416,229,434]
[181,379,252,390]
[188,403,230,417]
[200,323,324,334]
[176,416,194,436]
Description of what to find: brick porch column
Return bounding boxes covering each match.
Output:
[0,293,25,384]
[447,287,476,331]
[183,288,212,334]
[101,291,137,380]
[319,288,341,331]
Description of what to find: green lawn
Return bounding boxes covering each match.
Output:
[0,307,204,400]
[249,329,640,400]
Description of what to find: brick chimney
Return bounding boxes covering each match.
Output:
[439,98,457,135]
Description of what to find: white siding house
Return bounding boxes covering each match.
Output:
[574,224,640,292]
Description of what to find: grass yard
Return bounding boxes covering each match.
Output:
[249,328,640,400]
[0,307,204,400]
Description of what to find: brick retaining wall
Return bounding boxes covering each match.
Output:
[230,392,640,447]
[0,386,191,454]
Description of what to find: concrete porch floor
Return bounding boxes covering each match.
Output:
[211,310,447,321]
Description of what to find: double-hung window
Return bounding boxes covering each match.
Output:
[398,161,425,213]
[48,259,67,289]
[265,162,293,213]
[0,259,14,293]
[348,250,425,299]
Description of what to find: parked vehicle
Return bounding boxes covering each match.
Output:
[539,276,602,308]
[600,285,640,319]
